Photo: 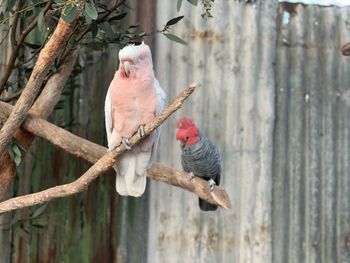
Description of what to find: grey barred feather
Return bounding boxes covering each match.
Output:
[180,130,221,211]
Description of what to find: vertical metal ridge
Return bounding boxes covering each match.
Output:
[150,1,277,262]
[274,4,350,263]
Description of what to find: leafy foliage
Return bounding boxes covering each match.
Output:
[177,0,215,18]
[164,33,187,45]
[7,141,22,166]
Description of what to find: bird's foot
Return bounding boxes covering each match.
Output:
[188,172,195,181]
[209,179,216,192]
[122,138,132,150]
[138,125,145,137]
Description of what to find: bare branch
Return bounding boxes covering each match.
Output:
[0,84,232,212]
[10,0,24,48]
[0,18,77,157]
[0,0,54,94]
[0,50,78,199]
[147,163,232,209]
[0,84,230,214]
[0,100,106,164]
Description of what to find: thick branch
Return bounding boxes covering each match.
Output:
[0,50,78,199]
[147,163,232,209]
[0,18,77,157]
[0,84,197,212]
[0,100,106,164]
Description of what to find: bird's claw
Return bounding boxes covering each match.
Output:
[188,172,195,181]
[122,138,132,150]
[138,125,145,137]
[209,179,216,192]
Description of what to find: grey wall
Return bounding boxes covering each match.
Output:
[149,1,277,262]
[148,1,350,262]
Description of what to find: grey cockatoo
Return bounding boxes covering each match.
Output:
[176,117,222,211]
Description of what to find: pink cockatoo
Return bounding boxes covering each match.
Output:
[104,42,166,197]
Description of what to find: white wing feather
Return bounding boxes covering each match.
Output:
[104,90,112,145]
[151,79,166,159]
[105,89,129,195]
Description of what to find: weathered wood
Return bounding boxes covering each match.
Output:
[147,163,232,209]
[0,100,105,164]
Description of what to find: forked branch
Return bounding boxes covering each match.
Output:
[0,84,232,215]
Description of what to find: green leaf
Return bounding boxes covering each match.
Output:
[177,0,183,11]
[6,144,15,162]
[62,4,77,23]
[7,142,22,166]
[98,22,114,38]
[12,143,21,157]
[32,204,48,218]
[163,33,187,45]
[9,212,20,226]
[15,226,28,239]
[84,11,92,24]
[85,1,98,20]
[187,0,199,5]
[54,0,64,4]
[37,9,45,35]
[14,154,21,166]
[165,16,184,27]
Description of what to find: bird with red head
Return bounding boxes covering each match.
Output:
[175,117,222,211]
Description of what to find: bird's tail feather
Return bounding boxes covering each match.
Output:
[114,165,128,196]
[124,155,147,197]
[128,174,146,197]
[199,198,218,211]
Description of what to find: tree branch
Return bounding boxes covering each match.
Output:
[147,163,232,210]
[0,50,78,199]
[0,84,233,214]
[0,18,77,157]
[0,0,54,94]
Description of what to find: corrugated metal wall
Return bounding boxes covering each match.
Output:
[149,1,277,262]
[273,3,350,263]
[149,1,350,263]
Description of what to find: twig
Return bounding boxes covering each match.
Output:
[75,0,127,43]
[0,84,198,214]
[0,0,53,94]
[0,18,77,157]
[10,0,23,48]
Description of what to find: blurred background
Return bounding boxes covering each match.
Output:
[1,0,350,262]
